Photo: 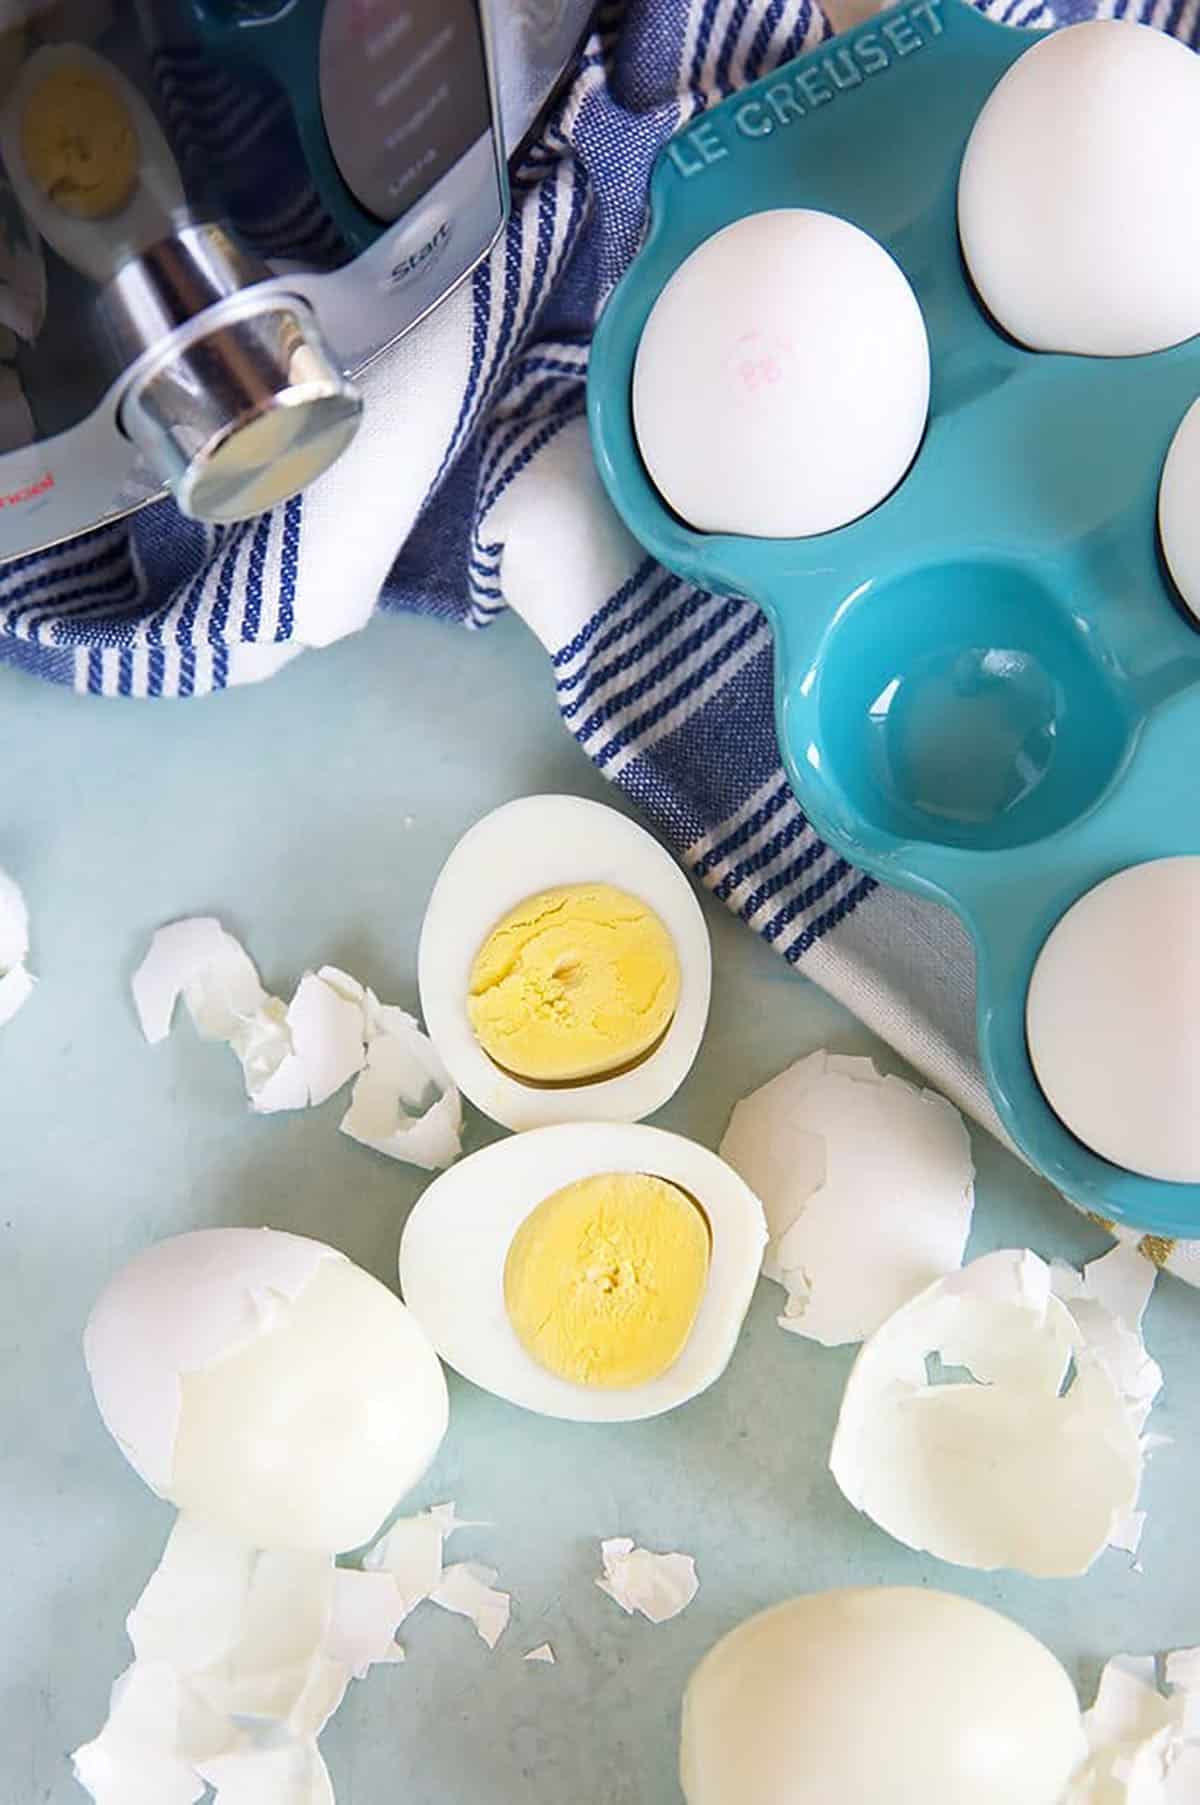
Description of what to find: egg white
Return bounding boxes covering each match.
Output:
[0,44,185,284]
[680,1589,1085,1805]
[418,795,712,1131]
[398,1122,767,1422]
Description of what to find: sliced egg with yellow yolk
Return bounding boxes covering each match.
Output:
[419,796,711,1131]
[398,1123,767,1422]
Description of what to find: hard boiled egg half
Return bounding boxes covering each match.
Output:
[85,1228,448,1553]
[398,1122,767,1421]
[419,795,711,1131]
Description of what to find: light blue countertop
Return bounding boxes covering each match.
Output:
[2,608,1197,1804]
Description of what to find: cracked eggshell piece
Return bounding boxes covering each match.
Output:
[680,1588,1086,1805]
[132,917,267,1046]
[85,1228,449,1553]
[429,1563,511,1649]
[340,999,462,1170]
[1067,1647,1200,1804]
[398,1122,766,1422]
[418,796,711,1131]
[719,1051,974,1346]
[0,862,33,1024]
[596,1538,699,1624]
[196,1742,334,1805]
[72,1662,214,1805]
[829,1249,1145,1577]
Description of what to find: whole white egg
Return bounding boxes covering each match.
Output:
[397,1122,767,1421]
[85,1228,449,1553]
[958,22,1200,356]
[1027,859,1200,1181]
[418,794,711,1132]
[680,1588,1085,1805]
[1160,399,1200,622]
[632,208,930,538]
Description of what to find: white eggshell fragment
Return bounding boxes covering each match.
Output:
[398,1122,766,1421]
[1066,1647,1200,1804]
[596,1538,699,1624]
[633,208,930,538]
[0,863,33,1024]
[1027,859,1200,1182]
[85,1229,449,1552]
[680,1588,1086,1805]
[1160,399,1200,623]
[419,796,711,1131]
[429,1564,511,1649]
[340,993,462,1170]
[829,1249,1148,1577]
[719,1051,974,1346]
[958,22,1200,356]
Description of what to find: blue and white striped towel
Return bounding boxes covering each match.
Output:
[3,0,1197,1280]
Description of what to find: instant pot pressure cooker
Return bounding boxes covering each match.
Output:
[0,0,594,558]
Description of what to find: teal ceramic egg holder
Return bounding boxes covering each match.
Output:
[587,0,1200,1236]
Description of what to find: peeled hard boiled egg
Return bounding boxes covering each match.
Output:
[1027,859,1200,1182]
[85,1228,449,1553]
[419,795,711,1131]
[680,1588,1085,1805]
[958,22,1200,356]
[1160,399,1200,622]
[632,208,930,538]
[398,1122,767,1421]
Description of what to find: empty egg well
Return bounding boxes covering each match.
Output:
[808,563,1135,853]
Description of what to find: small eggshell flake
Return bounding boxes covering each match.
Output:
[828,1249,1148,1577]
[596,1538,699,1624]
[85,1229,449,1553]
[958,22,1200,356]
[679,1589,1087,1805]
[339,997,462,1170]
[1027,859,1200,1182]
[0,864,33,1024]
[418,796,711,1132]
[132,917,265,1046]
[632,208,930,539]
[429,1563,511,1649]
[398,1122,767,1422]
[719,1050,974,1346]
[1160,399,1200,624]
[1066,1647,1200,1804]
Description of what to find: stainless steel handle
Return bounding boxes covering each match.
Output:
[101,225,363,523]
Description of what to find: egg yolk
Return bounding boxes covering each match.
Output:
[503,1171,710,1388]
[21,64,138,220]
[467,883,681,1084]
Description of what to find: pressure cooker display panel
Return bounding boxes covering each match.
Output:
[319,0,492,223]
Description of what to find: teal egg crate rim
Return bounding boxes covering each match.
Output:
[587,0,1200,1237]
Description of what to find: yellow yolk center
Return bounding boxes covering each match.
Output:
[503,1171,710,1388]
[467,883,681,1084]
[22,65,139,220]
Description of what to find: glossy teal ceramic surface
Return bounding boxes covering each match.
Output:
[588,0,1200,1235]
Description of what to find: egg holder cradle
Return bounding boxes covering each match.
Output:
[587,0,1200,1237]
